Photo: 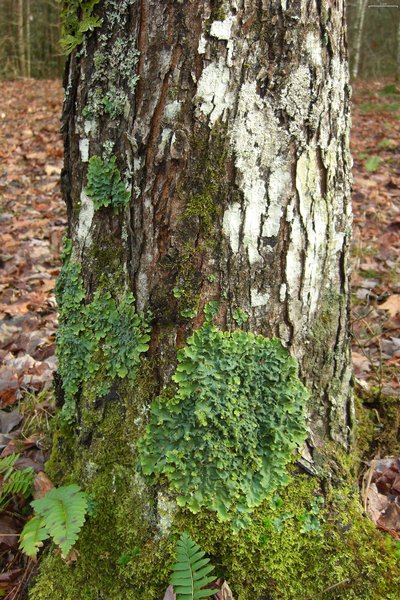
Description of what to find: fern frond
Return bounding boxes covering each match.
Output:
[170,532,217,600]
[32,484,88,558]
[19,515,49,558]
[2,467,35,499]
[0,453,19,479]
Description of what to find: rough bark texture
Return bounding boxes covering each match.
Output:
[65,0,352,446]
[29,2,377,599]
[351,0,368,79]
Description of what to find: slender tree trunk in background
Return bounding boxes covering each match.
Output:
[30,2,390,599]
[16,0,26,77]
[25,0,31,78]
[352,0,368,79]
[396,16,400,81]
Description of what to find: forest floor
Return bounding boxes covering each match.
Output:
[0,79,399,597]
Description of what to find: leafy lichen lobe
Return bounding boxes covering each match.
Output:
[84,155,130,212]
[139,311,308,528]
[55,239,150,421]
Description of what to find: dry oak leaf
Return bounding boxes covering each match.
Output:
[379,295,400,317]
[352,351,371,376]
[163,585,176,600]
[366,483,389,525]
[216,581,234,600]
[0,514,20,548]
[33,471,54,500]
[377,503,400,536]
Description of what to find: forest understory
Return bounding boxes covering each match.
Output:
[0,79,399,598]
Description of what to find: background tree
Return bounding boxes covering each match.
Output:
[28,2,400,600]
[347,1,400,78]
[350,0,368,79]
[0,0,63,79]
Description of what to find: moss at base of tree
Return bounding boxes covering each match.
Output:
[356,388,400,458]
[30,399,400,600]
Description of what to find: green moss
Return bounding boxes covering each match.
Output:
[32,442,400,600]
[59,0,102,55]
[33,377,400,600]
[172,126,228,318]
[354,395,375,462]
[31,368,175,600]
[207,1,227,26]
[172,470,400,600]
[357,389,400,457]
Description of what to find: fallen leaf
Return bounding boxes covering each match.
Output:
[366,483,389,524]
[163,585,176,600]
[63,547,80,565]
[0,410,22,434]
[44,164,61,176]
[33,471,54,499]
[0,515,20,548]
[216,581,234,600]
[0,568,24,583]
[377,503,400,532]
[352,351,371,376]
[380,295,400,317]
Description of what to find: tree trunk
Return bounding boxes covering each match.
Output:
[16,0,26,77]
[351,0,368,79]
[31,2,395,599]
[396,16,400,82]
[25,0,31,78]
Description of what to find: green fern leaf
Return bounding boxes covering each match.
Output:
[170,533,217,600]
[32,484,88,557]
[19,515,49,558]
[2,467,35,499]
[0,454,19,479]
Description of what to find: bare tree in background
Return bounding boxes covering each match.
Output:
[352,0,368,79]
[0,0,63,79]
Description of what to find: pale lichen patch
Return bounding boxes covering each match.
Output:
[198,34,207,54]
[251,289,270,308]
[227,82,288,263]
[195,58,233,126]
[285,147,330,339]
[157,493,177,537]
[223,201,241,254]
[77,190,95,246]
[210,16,235,40]
[164,101,181,123]
[263,163,292,239]
[305,32,323,68]
[79,138,90,162]
[281,65,311,143]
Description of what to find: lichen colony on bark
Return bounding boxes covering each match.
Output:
[64,0,352,446]
[30,1,360,599]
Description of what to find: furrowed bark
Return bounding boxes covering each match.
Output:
[30,2,359,599]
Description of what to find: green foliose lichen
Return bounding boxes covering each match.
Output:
[59,0,102,55]
[85,155,130,212]
[55,240,150,421]
[139,309,308,529]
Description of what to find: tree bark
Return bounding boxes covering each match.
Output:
[16,0,26,77]
[351,0,368,79]
[31,1,357,599]
[396,16,400,82]
[25,0,31,78]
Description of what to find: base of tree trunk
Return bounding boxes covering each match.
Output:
[29,383,400,600]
